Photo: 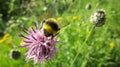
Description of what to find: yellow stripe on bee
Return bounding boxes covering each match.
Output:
[43,23,57,34]
[46,18,57,23]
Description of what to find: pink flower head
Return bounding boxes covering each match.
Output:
[19,22,58,64]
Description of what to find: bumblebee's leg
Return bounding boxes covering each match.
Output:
[52,31,60,38]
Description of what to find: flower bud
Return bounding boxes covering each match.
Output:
[86,3,92,10]
[90,9,106,27]
[10,49,21,60]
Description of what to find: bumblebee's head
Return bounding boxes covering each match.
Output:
[43,18,60,37]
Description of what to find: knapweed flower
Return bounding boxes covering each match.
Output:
[10,49,21,60]
[19,22,58,64]
[90,9,106,27]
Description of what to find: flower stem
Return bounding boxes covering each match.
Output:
[70,25,95,67]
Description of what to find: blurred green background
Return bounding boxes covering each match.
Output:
[0,0,120,67]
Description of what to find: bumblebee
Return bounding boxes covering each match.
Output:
[42,18,60,37]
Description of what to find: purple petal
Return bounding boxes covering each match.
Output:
[19,34,30,39]
[34,22,38,29]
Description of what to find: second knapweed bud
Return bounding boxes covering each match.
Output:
[90,9,106,27]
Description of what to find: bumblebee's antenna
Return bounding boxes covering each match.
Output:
[41,19,46,29]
